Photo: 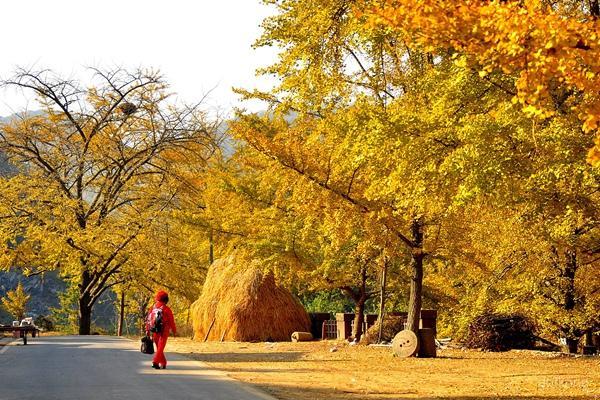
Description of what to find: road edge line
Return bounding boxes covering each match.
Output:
[0,338,19,355]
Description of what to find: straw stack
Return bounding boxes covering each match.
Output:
[191,253,311,342]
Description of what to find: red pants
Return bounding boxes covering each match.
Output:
[152,333,170,367]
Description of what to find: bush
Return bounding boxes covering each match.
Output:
[466,313,536,351]
[34,315,54,331]
[300,290,355,313]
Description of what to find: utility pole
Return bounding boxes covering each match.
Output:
[209,227,214,265]
[117,291,125,336]
[377,256,389,343]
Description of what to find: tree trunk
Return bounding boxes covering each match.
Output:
[139,300,148,335]
[591,0,600,18]
[563,249,577,312]
[79,300,92,335]
[562,248,579,353]
[352,295,367,342]
[352,261,372,342]
[566,338,579,354]
[341,263,371,342]
[406,256,424,333]
[406,217,425,333]
[117,291,125,336]
[377,257,388,343]
[585,330,594,347]
[78,270,93,335]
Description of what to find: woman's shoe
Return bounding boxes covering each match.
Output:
[161,365,167,369]
[152,363,160,369]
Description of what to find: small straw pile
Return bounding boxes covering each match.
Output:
[191,254,310,342]
[361,316,405,344]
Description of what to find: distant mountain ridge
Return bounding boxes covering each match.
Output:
[0,115,17,175]
[0,270,65,324]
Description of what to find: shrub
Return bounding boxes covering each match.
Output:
[466,313,536,351]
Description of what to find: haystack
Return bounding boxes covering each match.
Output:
[191,254,310,342]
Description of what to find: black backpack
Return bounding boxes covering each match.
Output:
[141,334,154,354]
[149,306,164,334]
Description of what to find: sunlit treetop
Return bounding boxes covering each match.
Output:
[365,0,600,164]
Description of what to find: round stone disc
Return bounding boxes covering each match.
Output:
[392,329,419,358]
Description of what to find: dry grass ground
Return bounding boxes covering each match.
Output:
[167,338,600,400]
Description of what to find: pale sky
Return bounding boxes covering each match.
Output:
[0,0,279,117]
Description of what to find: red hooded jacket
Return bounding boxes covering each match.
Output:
[146,291,177,336]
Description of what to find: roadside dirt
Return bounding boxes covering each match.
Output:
[167,338,600,400]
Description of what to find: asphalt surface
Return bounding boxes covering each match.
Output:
[0,335,276,400]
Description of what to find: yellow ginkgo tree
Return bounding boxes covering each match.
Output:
[233,0,600,346]
[199,142,396,341]
[0,68,216,334]
[1,282,31,322]
[234,0,528,333]
[367,0,600,164]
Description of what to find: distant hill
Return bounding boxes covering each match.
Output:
[0,152,15,176]
[0,268,117,331]
[0,116,17,175]
[0,269,66,324]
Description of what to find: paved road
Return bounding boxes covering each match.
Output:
[0,335,276,400]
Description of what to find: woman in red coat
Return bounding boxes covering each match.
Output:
[146,290,177,369]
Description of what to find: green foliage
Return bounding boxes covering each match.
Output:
[300,290,355,314]
[34,315,54,331]
[50,281,79,334]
